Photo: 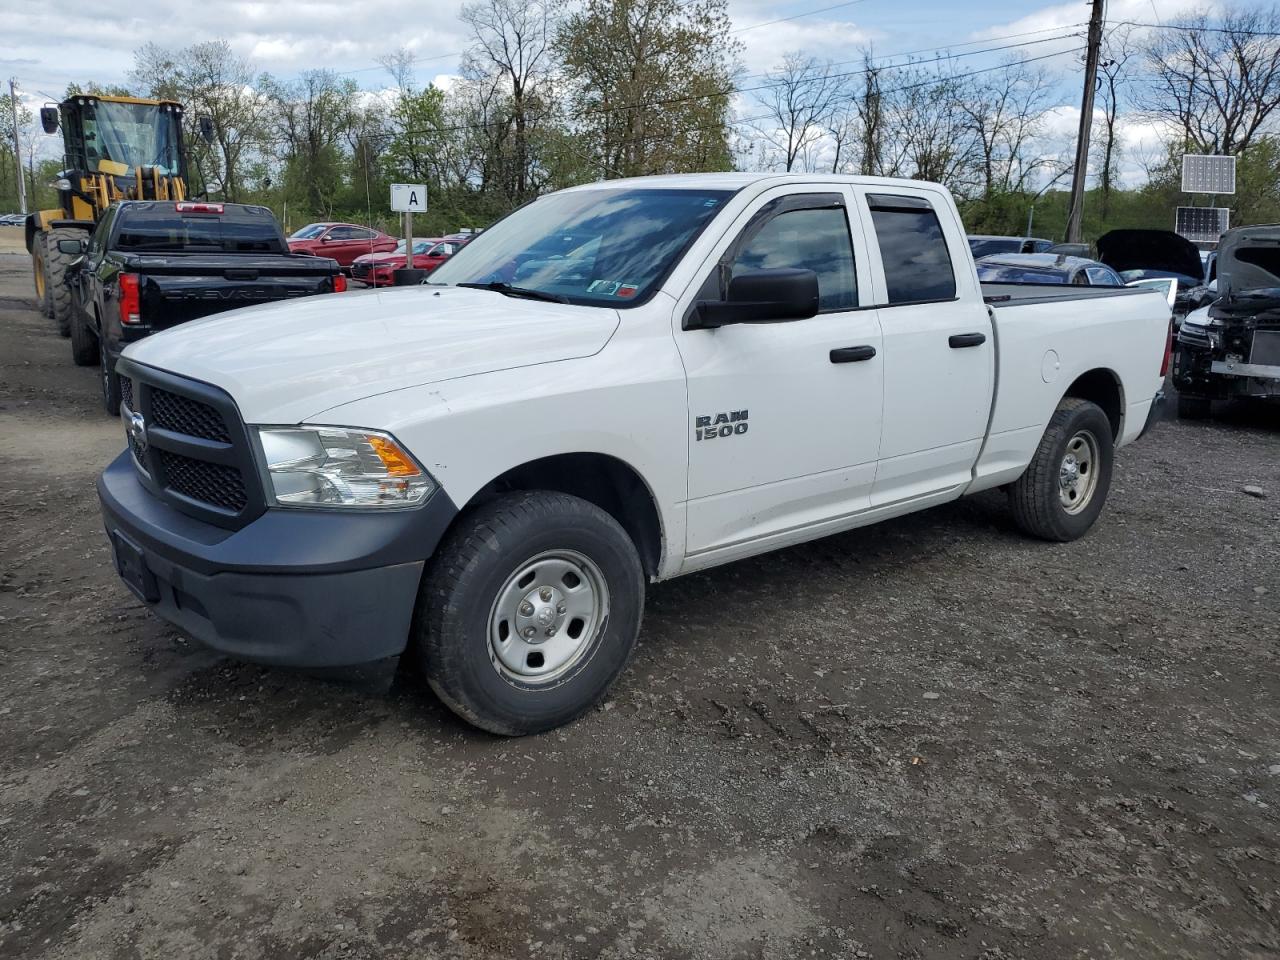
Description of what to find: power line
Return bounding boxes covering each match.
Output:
[732,0,872,34]
[1116,19,1280,38]
[737,28,1087,83]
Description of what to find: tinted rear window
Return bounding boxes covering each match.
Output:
[868,195,957,304]
[115,209,285,253]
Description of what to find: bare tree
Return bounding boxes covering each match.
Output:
[856,53,884,176]
[132,40,270,201]
[961,57,1056,200]
[750,54,848,172]
[461,0,557,202]
[1140,7,1280,154]
[880,60,978,190]
[1094,25,1137,219]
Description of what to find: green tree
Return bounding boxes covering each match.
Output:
[556,0,739,178]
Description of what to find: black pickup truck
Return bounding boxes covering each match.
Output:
[59,201,346,414]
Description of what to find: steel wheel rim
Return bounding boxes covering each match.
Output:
[488,549,609,685]
[1059,429,1100,514]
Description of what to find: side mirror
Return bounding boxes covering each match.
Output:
[320,235,333,242]
[197,115,215,144]
[690,268,820,329]
[57,238,88,255]
[40,106,59,135]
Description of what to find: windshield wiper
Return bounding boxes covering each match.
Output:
[456,281,570,304]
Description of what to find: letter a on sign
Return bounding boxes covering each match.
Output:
[390,183,428,213]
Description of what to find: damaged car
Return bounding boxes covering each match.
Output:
[1096,229,1211,322]
[1172,223,1280,419]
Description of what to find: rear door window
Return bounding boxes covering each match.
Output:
[867,194,957,304]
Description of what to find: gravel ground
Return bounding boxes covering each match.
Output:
[1,251,1278,960]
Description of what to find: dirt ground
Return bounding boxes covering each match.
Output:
[1,250,1278,960]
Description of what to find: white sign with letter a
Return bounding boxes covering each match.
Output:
[390,183,428,213]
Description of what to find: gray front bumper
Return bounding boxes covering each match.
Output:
[98,451,457,667]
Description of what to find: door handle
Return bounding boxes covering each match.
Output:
[830,345,877,363]
[949,332,987,348]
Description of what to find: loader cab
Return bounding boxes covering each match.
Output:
[45,95,190,204]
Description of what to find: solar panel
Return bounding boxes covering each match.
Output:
[1181,155,1236,194]
[1175,207,1230,243]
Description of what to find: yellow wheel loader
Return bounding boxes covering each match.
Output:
[24,94,209,336]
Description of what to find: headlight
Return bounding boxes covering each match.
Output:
[256,426,434,508]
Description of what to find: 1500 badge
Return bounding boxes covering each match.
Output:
[695,410,748,441]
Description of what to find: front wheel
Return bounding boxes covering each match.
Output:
[1008,397,1114,542]
[100,336,122,416]
[416,491,645,735]
[44,228,81,337]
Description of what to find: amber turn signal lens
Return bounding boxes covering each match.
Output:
[366,435,420,477]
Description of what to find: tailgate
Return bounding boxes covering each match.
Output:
[131,255,337,328]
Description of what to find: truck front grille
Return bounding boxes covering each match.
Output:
[151,388,232,442]
[118,364,263,530]
[157,450,248,511]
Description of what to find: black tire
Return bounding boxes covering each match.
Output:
[32,230,53,318]
[1176,394,1211,420]
[100,335,121,416]
[69,299,99,367]
[416,491,644,736]
[1008,397,1114,542]
[45,227,82,337]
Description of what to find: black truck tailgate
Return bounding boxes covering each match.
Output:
[126,254,339,328]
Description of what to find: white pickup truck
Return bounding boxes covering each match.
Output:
[99,173,1170,735]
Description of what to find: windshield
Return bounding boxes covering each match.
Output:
[81,100,182,176]
[428,188,735,306]
[290,224,328,240]
[969,238,1023,258]
[976,262,1066,284]
[115,210,286,253]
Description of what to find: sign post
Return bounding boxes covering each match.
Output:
[389,183,428,285]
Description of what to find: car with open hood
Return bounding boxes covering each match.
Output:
[1173,223,1280,418]
[1096,229,1210,320]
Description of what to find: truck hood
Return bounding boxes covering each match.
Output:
[122,285,621,423]
[1096,229,1204,281]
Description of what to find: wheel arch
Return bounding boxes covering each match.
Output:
[454,452,665,580]
[1062,367,1125,440]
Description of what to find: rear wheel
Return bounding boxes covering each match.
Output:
[416,491,645,736]
[1009,397,1114,542]
[1176,394,1211,420]
[45,228,82,337]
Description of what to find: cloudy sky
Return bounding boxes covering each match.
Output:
[0,0,1213,179]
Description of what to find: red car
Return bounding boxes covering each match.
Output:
[287,222,398,267]
[351,236,474,287]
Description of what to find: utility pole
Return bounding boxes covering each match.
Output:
[1065,0,1105,244]
[8,78,27,215]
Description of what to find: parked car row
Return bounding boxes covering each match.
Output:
[0,212,26,226]
[969,229,1215,318]
[351,233,475,286]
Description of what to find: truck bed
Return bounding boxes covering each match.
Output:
[981,282,1156,306]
